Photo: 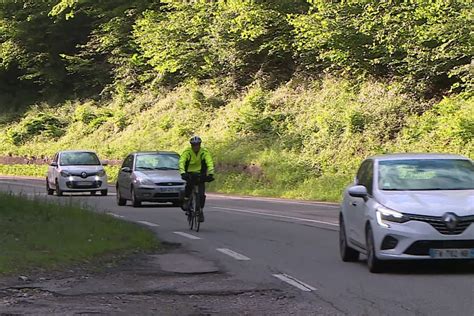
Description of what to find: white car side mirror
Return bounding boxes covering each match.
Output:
[348,185,368,199]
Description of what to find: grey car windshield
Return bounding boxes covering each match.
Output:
[378,159,474,191]
[135,154,179,171]
[60,152,100,166]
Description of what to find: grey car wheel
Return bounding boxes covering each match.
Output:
[116,186,126,206]
[131,187,141,207]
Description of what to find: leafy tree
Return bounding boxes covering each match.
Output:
[292,0,472,96]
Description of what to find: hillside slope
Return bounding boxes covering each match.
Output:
[1,78,472,201]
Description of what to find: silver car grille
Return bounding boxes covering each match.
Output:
[155,182,185,186]
[406,214,474,235]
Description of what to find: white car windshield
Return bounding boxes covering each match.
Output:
[378,159,474,191]
[135,154,179,171]
[60,152,101,166]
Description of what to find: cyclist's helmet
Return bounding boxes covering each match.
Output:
[190,136,202,145]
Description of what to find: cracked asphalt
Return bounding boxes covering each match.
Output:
[1,177,473,315]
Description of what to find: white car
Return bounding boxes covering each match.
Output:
[46,150,108,196]
[339,153,474,273]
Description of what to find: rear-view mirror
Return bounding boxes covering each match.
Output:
[121,167,132,173]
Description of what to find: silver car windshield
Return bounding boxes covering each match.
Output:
[60,152,101,166]
[378,159,474,191]
[135,154,179,171]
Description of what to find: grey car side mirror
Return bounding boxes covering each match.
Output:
[121,167,132,173]
[50,162,58,167]
[348,185,368,199]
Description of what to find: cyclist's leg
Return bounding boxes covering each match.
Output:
[182,180,192,212]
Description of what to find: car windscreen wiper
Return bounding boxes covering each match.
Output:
[153,167,179,170]
[137,167,154,170]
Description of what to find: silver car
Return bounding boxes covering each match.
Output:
[46,150,108,196]
[116,151,185,207]
[339,153,474,273]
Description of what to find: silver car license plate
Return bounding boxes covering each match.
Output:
[160,187,179,193]
[429,249,474,259]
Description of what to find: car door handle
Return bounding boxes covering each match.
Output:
[351,202,358,207]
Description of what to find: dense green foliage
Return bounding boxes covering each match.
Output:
[0,1,473,201]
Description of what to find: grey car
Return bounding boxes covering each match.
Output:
[116,151,185,207]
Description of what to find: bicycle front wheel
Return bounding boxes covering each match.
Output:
[194,192,201,232]
[188,195,195,230]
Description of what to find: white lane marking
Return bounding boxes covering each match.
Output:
[0,178,336,207]
[273,274,316,292]
[212,207,338,227]
[137,220,159,227]
[0,180,116,190]
[207,193,338,208]
[173,232,201,240]
[0,181,41,188]
[107,213,125,218]
[216,248,251,261]
[25,193,47,196]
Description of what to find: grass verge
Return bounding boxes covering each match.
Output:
[0,193,158,275]
[0,164,48,178]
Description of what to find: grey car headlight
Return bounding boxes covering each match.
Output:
[97,170,106,177]
[376,206,409,228]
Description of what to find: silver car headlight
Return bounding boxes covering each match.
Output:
[135,177,155,186]
[60,170,71,177]
[376,205,409,228]
[97,170,106,177]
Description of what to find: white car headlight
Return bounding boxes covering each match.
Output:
[97,170,106,177]
[60,170,71,177]
[376,205,409,228]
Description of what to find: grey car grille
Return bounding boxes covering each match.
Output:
[406,214,474,235]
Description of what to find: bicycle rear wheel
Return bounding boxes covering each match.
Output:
[194,209,201,232]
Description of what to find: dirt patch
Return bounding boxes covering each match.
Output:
[216,163,264,178]
[0,250,335,315]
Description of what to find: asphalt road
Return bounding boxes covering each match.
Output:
[1,177,473,316]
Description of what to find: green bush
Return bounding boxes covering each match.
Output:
[6,112,66,145]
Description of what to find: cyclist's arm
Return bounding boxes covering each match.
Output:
[203,150,215,175]
[179,150,190,174]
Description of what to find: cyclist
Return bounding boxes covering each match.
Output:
[179,136,215,222]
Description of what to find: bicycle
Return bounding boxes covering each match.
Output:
[184,173,213,232]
